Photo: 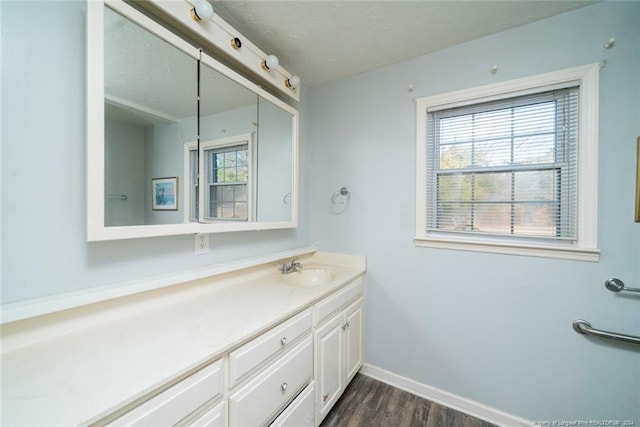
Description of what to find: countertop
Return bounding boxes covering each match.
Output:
[0,252,365,425]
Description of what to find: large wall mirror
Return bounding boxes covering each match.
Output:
[87,1,298,241]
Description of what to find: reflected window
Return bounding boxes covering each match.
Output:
[185,134,253,222]
[205,143,249,221]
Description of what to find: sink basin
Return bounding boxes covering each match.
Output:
[283,268,334,286]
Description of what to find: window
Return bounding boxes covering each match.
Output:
[183,133,253,223]
[204,143,249,221]
[415,64,600,261]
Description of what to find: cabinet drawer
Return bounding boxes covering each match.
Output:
[314,278,363,325]
[229,309,312,387]
[229,337,312,427]
[108,359,223,426]
[269,382,315,427]
[186,401,226,427]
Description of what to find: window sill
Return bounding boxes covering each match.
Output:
[414,235,600,262]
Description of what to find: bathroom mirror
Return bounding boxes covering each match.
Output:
[103,5,199,228]
[87,1,298,241]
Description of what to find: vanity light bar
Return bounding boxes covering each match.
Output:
[141,0,300,101]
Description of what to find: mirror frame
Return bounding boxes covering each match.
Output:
[87,0,299,241]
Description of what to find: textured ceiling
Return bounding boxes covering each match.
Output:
[211,0,596,88]
[105,6,256,124]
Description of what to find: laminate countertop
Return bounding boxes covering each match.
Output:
[1,252,365,425]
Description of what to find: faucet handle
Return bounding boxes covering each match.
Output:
[280,258,302,274]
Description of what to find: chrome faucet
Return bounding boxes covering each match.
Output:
[280,258,303,274]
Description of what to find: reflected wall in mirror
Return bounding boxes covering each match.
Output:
[195,61,295,225]
[104,5,197,227]
[256,97,294,223]
[196,61,258,223]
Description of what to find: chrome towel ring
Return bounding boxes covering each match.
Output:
[331,187,350,204]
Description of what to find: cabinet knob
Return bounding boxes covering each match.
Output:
[281,382,288,392]
[280,337,287,346]
[342,323,348,330]
[322,393,329,402]
[346,321,351,328]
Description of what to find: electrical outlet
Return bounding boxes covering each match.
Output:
[195,233,209,254]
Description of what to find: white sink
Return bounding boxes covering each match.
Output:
[283,268,334,286]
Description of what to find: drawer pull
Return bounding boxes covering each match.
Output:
[281,382,288,392]
[280,337,287,346]
[322,393,329,402]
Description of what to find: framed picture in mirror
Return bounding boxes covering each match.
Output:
[152,177,178,211]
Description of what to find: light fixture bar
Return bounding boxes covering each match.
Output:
[140,0,300,101]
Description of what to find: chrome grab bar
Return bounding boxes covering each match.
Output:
[572,319,640,345]
[604,277,640,294]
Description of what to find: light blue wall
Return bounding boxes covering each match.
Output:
[105,119,145,226]
[308,1,639,423]
[0,1,310,303]
[2,0,638,422]
[144,115,198,225]
[257,99,295,222]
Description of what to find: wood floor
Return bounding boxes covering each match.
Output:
[320,374,498,427]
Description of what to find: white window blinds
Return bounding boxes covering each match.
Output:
[425,87,579,241]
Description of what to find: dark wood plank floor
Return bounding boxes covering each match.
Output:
[320,374,498,427]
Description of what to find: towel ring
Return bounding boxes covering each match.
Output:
[331,187,350,204]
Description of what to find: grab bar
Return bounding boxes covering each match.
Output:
[572,319,640,345]
[604,277,640,294]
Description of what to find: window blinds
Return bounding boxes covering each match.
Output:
[204,144,249,220]
[425,87,579,241]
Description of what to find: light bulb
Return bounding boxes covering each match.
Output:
[262,54,279,70]
[191,0,213,21]
[285,75,301,89]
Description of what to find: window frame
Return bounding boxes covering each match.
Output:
[415,64,600,261]
[183,140,199,223]
[183,133,255,223]
[202,137,252,222]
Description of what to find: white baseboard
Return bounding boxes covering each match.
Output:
[359,363,534,427]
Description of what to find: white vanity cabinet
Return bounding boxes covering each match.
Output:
[313,279,364,425]
[106,359,225,426]
[0,254,367,426]
[228,309,312,388]
[269,382,316,427]
[227,308,313,427]
[179,401,226,427]
[94,279,363,427]
[229,337,313,426]
[97,279,364,427]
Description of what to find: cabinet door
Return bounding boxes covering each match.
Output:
[314,313,343,423]
[344,299,363,383]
